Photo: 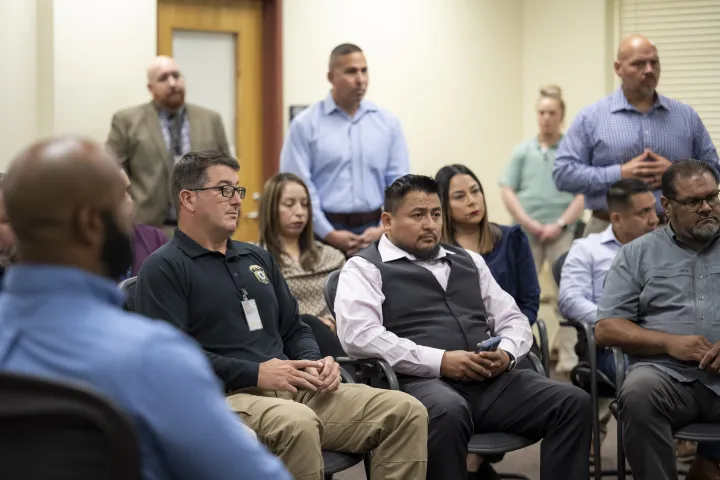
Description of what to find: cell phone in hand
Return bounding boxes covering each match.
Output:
[476,336,501,354]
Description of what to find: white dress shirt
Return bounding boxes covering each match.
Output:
[335,235,533,378]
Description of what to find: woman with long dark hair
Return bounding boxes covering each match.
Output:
[435,164,541,480]
[259,173,346,357]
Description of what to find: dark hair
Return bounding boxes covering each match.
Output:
[662,159,720,200]
[384,175,438,215]
[329,43,363,69]
[170,150,240,213]
[259,173,318,270]
[435,164,498,254]
[606,179,652,212]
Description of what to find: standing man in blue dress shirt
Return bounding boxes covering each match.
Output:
[553,34,718,236]
[0,136,290,480]
[280,43,410,255]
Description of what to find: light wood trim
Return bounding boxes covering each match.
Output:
[157,0,264,242]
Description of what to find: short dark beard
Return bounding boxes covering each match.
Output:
[392,240,440,261]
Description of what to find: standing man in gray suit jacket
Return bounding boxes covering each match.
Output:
[107,56,231,232]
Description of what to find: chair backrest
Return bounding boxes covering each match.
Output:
[551,251,568,288]
[118,276,137,312]
[0,372,141,480]
[323,270,341,319]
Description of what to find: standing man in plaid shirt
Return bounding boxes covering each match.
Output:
[552,34,717,236]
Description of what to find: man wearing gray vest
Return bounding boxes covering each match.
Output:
[335,174,592,480]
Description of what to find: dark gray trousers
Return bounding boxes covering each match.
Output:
[619,365,720,480]
[400,369,592,480]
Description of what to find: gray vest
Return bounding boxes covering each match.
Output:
[356,241,491,352]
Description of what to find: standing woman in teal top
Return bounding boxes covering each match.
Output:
[499,85,585,374]
[499,85,584,273]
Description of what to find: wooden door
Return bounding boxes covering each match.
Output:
[158,0,264,242]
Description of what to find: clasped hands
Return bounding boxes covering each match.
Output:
[257,356,341,393]
[440,349,510,382]
[326,225,386,255]
[621,149,672,189]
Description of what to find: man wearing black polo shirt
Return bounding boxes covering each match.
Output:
[135,150,428,480]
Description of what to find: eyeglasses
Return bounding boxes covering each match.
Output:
[667,190,720,212]
[191,185,246,199]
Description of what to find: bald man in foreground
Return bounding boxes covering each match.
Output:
[553,33,718,235]
[107,56,230,232]
[0,136,290,480]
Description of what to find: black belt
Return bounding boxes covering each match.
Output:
[324,209,382,228]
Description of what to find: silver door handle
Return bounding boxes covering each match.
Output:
[245,211,258,219]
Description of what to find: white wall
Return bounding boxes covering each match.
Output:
[283,0,524,223]
[50,0,156,140]
[520,0,614,140]
[0,0,38,168]
[0,0,155,172]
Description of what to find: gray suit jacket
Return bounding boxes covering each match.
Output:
[107,102,231,227]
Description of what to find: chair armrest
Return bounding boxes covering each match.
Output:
[336,357,400,390]
[535,318,551,377]
[612,346,627,390]
[525,352,546,377]
[339,366,355,384]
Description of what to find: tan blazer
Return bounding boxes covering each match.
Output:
[106,102,231,227]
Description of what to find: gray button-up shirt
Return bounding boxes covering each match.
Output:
[597,226,720,395]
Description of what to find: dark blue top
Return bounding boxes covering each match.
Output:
[481,224,540,326]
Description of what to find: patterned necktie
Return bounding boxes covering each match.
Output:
[168,112,183,156]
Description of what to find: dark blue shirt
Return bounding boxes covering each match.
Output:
[481,224,540,326]
[0,265,290,480]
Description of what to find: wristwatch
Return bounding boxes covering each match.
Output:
[556,218,567,228]
[505,352,517,372]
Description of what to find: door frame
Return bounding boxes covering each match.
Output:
[260,0,283,181]
[157,0,283,182]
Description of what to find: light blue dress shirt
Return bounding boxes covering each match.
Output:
[280,93,410,238]
[0,265,290,480]
[553,88,718,211]
[558,225,622,326]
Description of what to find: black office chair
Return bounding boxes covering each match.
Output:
[551,252,621,479]
[324,270,552,377]
[119,276,367,479]
[325,270,548,480]
[609,347,711,480]
[0,371,141,480]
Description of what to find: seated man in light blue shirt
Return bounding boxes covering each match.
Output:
[553,34,718,236]
[280,43,410,255]
[558,179,657,455]
[0,136,290,480]
[558,179,658,379]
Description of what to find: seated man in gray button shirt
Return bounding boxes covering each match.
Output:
[596,158,720,480]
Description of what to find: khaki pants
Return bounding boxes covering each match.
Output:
[528,229,575,274]
[227,383,428,480]
[529,230,577,373]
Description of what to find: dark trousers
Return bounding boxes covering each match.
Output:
[300,314,346,358]
[619,365,720,480]
[401,369,592,480]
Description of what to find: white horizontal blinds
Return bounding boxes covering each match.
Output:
[618,0,720,147]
